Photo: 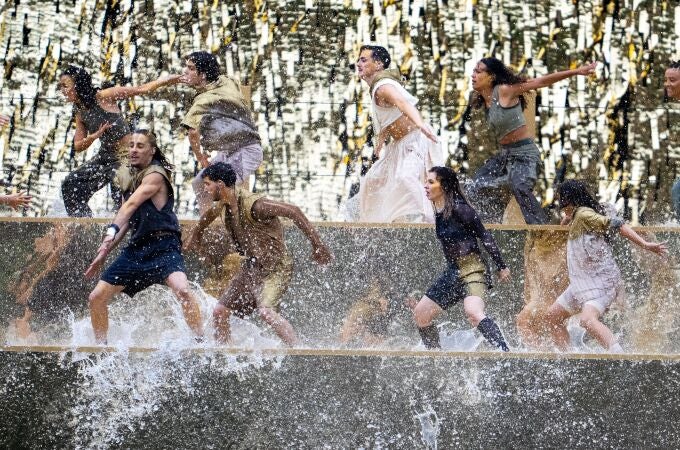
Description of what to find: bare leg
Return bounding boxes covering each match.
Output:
[578,304,617,350]
[545,303,573,351]
[413,296,443,328]
[515,302,549,348]
[258,307,298,346]
[413,296,444,349]
[88,281,125,344]
[463,295,486,326]
[213,304,233,344]
[165,271,204,338]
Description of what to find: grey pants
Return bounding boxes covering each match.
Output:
[466,139,547,225]
[61,150,120,217]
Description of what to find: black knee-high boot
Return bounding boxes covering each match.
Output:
[477,317,510,352]
[418,324,441,349]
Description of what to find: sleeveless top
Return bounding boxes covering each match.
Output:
[221,188,287,271]
[116,161,181,245]
[370,78,417,135]
[77,103,130,158]
[485,85,525,141]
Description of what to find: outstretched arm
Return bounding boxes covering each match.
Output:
[84,173,164,278]
[97,74,182,101]
[0,192,31,210]
[619,224,668,256]
[184,202,222,252]
[251,198,333,264]
[461,204,511,282]
[503,62,597,97]
[374,84,438,143]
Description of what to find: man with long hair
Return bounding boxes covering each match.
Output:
[84,130,203,344]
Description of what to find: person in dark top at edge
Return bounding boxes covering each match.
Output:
[467,57,596,224]
[59,65,181,217]
[83,130,203,344]
[412,166,511,351]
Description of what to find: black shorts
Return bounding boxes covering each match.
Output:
[425,254,488,310]
[101,234,186,296]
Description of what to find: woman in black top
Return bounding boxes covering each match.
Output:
[413,166,511,351]
[59,65,180,216]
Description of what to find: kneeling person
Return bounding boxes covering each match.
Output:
[85,130,203,343]
[185,162,332,345]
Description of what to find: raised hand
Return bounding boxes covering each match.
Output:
[2,192,31,210]
[575,62,597,76]
[312,243,333,265]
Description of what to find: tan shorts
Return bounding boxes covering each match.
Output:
[257,254,294,310]
[221,254,294,316]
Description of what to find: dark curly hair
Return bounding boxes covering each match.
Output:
[61,65,99,109]
[473,57,527,110]
[556,179,604,214]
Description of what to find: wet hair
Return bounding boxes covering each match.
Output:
[428,166,469,219]
[185,51,221,83]
[360,45,391,69]
[131,129,174,172]
[61,65,99,109]
[556,179,604,214]
[473,57,527,109]
[201,162,237,187]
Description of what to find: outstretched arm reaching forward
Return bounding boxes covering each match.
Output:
[252,198,333,265]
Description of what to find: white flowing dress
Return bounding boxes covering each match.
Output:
[357,79,443,223]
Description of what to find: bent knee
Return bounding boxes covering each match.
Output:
[88,290,107,308]
[213,304,231,320]
[578,315,599,329]
[258,307,277,323]
[413,304,434,328]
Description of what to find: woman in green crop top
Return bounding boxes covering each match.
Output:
[467,57,596,224]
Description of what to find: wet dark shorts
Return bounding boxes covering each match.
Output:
[425,253,488,310]
[101,234,186,296]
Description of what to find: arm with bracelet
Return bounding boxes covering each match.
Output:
[84,172,164,278]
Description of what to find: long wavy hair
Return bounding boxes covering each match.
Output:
[473,57,527,110]
[429,166,469,219]
[132,129,174,172]
[556,179,603,214]
[61,65,99,109]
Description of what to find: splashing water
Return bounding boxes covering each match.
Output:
[9,284,286,448]
[414,404,440,450]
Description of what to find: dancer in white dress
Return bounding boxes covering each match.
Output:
[355,45,442,223]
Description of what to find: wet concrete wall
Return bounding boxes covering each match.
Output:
[1,350,679,448]
[2,219,680,352]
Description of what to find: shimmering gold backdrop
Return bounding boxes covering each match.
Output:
[0,0,678,222]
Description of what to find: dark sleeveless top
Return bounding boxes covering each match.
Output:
[77,103,130,157]
[118,161,181,245]
[435,201,506,270]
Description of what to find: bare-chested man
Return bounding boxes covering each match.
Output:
[184,162,332,345]
[84,130,203,344]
